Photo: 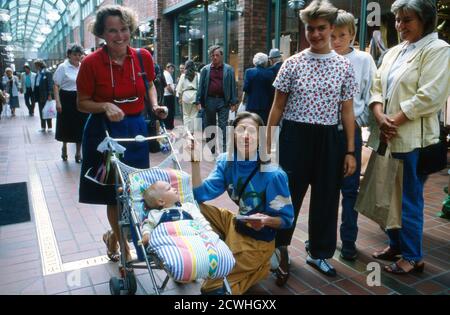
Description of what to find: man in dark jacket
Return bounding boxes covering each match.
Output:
[268,48,283,77]
[196,45,238,153]
[33,59,54,132]
[268,48,284,114]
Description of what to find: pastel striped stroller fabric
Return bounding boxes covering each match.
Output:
[128,167,235,283]
[150,220,235,282]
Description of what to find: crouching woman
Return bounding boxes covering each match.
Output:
[190,111,294,295]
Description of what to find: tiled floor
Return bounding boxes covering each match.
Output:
[0,99,449,295]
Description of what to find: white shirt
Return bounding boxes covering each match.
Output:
[163,70,175,96]
[343,48,377,127]
[53,60,79,91]
[35,70,42,87]
[386,34,438,100]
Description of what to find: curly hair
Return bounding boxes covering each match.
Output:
[184,60,196,82]
[91,5,138,38]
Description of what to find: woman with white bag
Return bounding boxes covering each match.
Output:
[176,60,200,133]
[34,59,54,132]
[2,68,20,117]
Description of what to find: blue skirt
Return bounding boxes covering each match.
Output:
[9,96,19,108]
[79,114,149,205]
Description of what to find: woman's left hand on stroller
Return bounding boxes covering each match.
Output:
[154,105,169,119]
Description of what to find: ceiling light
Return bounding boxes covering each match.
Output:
[139,24,150,33]
[41,25,52,35]
[0,9,10,22]
[47,10,60,22]
[1,32,12,41]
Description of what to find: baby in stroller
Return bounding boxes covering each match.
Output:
[131,171,235,287]
[141,180,212,246]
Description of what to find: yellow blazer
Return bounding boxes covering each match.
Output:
[368,33,450,153]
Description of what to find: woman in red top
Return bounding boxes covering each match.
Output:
[77,5,167,262]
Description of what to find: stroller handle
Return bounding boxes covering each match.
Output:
[104,120,170,143]
[108,134,169,143]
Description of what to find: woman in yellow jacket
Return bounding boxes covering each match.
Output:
[369,0,450,274]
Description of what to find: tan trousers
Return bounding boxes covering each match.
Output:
[199,203,275,295]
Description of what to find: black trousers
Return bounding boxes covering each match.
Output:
[24,88,35,115]
[276,120,344,259]
[35,91,52,129]
[163,95,175,129]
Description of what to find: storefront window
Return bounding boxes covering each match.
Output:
[177,6,204,65]
[228,1,239,80]
[207,0,239,78]
[132,20,155,51]
[208,0,225,49]
[280,1,299,58]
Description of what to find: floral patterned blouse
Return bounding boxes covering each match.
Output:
[273,49,358,125]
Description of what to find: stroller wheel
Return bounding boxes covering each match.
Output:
[125,271,137,295]
[109,277,123,295]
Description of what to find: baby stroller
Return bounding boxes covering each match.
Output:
[96,125,235,295]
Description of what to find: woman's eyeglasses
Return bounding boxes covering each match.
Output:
[109,54,139,104]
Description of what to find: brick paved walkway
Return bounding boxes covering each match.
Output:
[0,98,448,295]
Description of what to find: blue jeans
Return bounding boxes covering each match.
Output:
[339,127,362,246]
[204,97,229,153]
[387,149,426,262]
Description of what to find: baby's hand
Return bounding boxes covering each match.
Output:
[142,234,150,246]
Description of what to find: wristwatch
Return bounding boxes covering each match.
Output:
[345,151,355,156]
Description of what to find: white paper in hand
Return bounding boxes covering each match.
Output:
[236,214,262,221]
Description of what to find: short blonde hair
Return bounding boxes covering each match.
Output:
[335,10,356,36]
[299,0,338,25]
[143,184,160,209]
[91,5,138,38]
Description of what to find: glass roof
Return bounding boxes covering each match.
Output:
[1,0,69,51]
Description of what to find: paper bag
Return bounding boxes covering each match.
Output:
[355,148,403,229]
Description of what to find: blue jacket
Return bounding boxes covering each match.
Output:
[269,62,282,77]
[194,153,294,242]
[243,66,275,111]
[196,63,238,107]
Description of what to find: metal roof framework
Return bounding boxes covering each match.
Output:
[0,0,73,54]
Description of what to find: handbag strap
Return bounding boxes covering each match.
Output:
[136,48,152,114]
[421,118,424,148]
[237,163,260,203]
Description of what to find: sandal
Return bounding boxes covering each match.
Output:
[384,259,425,275]
[274,246,290,287]
[372,247,401,262]
[103,230,120,262]
[275,266,289,286]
